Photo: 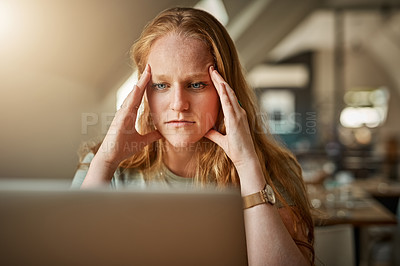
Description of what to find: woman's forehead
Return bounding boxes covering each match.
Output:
[149,34,213,61]
[147,34,214,76]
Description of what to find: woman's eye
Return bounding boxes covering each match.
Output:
[152,83,167,90]
[190,82,206,90]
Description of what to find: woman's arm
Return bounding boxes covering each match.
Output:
[81,65,161,188]
[236,161,310,265]
[205,66,310,265]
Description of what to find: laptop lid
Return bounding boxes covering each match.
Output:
[0,184,248,266]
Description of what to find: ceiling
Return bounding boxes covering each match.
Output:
[0,0,399,97]
[267,4,400,94]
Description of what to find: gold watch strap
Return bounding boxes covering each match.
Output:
[242,185,268,209]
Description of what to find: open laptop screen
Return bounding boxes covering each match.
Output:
[0,185,247,265]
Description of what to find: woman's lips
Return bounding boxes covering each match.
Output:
[165,120,196,127]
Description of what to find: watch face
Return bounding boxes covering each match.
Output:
[265,185,276,204]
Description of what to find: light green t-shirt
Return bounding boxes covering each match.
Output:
[71,153,195,190]
[71,153,294,208]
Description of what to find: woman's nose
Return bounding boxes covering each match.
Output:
[170,87,189,111]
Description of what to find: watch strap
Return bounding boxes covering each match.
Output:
[242,189,267,209]
[243,184,276,209]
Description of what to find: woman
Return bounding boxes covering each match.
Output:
[73,7,314,265]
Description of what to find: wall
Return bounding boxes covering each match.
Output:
[0,67,119,180]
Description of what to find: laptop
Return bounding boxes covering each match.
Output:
[0,180,248,266]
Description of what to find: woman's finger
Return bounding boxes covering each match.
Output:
[121,64,151,112]
[136,64,151,89]
[209,66,234,117]
[223,82,242,113]
[209,67,241,114]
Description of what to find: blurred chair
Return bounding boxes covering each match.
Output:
[365,226,396,266]
[394,201,400,266]
[366,198,399,266]
[314,225,355,266]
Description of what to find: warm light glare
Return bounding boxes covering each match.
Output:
[344,87,389,107]
[0,1,15,37]
[0,1,23,42]
[341,87,389,128]
[344,91,370,106]
[195,0,229,25]
[340,107,382,128]
[116,70,138,110]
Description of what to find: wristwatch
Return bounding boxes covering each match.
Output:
[242,184,276,209]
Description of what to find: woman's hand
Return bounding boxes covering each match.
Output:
[205,66,258,169]
[96,64,162,168]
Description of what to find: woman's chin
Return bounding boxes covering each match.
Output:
[163,136,203,150]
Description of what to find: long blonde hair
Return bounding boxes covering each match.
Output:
[85,6,314,258]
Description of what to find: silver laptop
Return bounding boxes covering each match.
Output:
[0,181,247,266]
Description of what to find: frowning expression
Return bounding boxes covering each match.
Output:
[146,34,219,148]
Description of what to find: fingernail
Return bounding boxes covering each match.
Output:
[145,64,149,72]
[210,65,214,72]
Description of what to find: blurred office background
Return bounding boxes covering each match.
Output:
[0,0,399,265]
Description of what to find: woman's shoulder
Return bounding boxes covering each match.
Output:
[82,152,95,164]
[71,153,95,188]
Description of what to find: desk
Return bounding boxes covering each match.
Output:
[353,177,400,198]
[308,184,397,226]
[353,177,400,215]
[313,197,397,226]
[309,183,397,265]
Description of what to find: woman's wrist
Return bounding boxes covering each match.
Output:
[81,154,119,188]
[93,151,120,171]
[235,159,267,196]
